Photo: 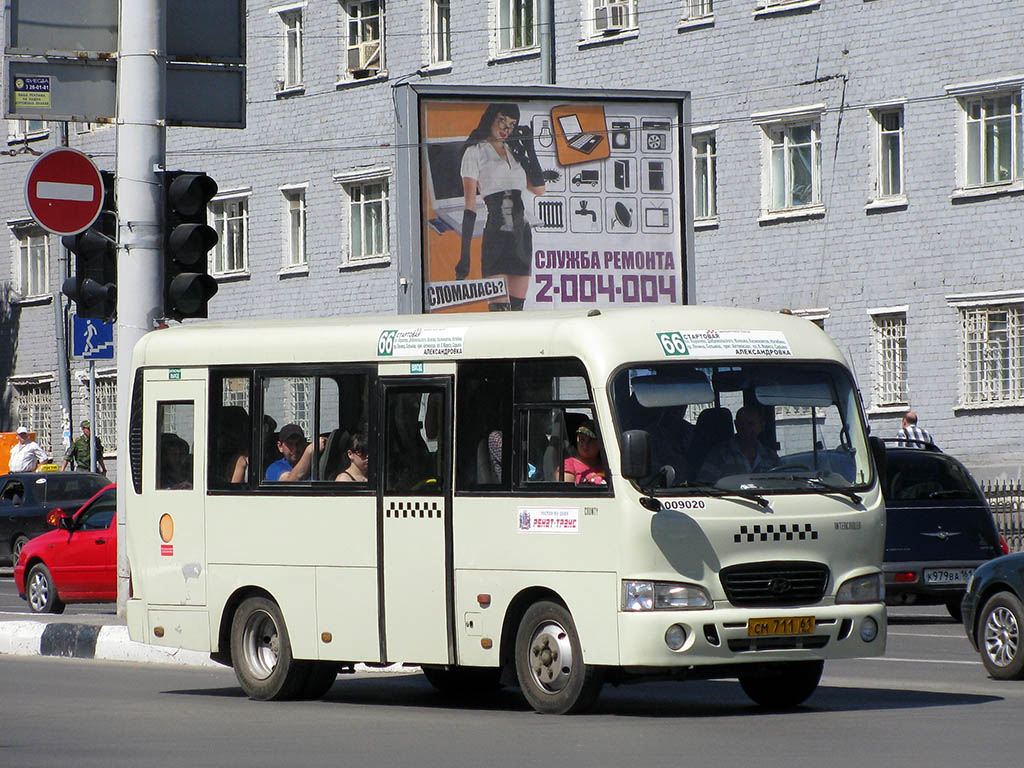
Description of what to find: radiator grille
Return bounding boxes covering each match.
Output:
[720,561,829,607]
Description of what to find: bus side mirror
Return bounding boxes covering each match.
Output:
[869,436,887,491]
[620,430,651,480]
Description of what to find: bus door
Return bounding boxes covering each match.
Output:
[142,372,207,606]
[378,378,453,665]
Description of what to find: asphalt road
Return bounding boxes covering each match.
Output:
[2,569,1021,768]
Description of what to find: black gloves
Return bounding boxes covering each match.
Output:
[507,126,546,188]
[455,209,476,281]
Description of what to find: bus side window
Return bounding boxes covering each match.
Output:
[456,361,512,492]
[385,389,443,495]
[157,402,194,490]
[209,373,252,490]
[261,376,314,484]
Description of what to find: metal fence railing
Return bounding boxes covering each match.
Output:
[981,480,1024,554]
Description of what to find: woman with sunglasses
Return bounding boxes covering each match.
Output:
[336,433,369,483]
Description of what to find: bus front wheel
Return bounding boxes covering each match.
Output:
[514,601,603,714]
[230,596,308,700]
[738,660,823,708]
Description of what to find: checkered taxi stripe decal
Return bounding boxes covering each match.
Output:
[734,523,818,543]
[386,500,442,519]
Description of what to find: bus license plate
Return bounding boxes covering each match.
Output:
[747,616,815,637]
[923,568,974,584]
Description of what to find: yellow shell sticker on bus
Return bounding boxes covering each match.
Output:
[657,330,792,358]
[517,507,580,534]
[377,328,467,358]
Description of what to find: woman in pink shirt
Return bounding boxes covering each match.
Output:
[563,420,607,486]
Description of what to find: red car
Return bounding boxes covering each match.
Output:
[14,484,116,613]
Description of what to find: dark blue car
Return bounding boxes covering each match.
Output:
[962,552,1024,679]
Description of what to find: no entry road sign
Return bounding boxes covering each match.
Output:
[24,147,105,236]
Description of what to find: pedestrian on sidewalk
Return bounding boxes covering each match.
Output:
[8,426,48,472]
[896,411,935,448]
[61,420,107,474]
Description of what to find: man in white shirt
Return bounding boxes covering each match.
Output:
[8,426,48,473]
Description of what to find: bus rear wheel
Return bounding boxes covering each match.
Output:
[514,601,603,714]
[738,660,823,708]
[230,596,307,700]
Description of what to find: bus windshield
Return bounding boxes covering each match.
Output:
[611,361,871,492]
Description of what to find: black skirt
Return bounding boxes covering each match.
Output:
[482,190,532,277]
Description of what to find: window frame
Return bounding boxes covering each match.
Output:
[273,4,305,91]
[335,168,392,267]
[11,225,50,299]
[692,130,718,221]
[752,105,826,220]
[871,105,905,203]
[868,309,909,411]
[12,378,54,455]
[496,0,539,55]
[280,184,308,272]
[588,0,638,39]
[946,78,1024,198]
[950,297,1024,409]
[7,119,48,144]
[209,191,250,278]
[429,0,451,64]
[342,0,386,81]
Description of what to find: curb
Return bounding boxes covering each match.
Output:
[0,619,417,674]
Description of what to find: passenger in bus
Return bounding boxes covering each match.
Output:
[563,420,607,486]
[159,433,193,489]
[696,406,778,483]
[265,423,314,482]
[644,406,694,484]
[336,433,369,483]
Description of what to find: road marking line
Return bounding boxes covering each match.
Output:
[888,631,965,639]
[874,656,980,665]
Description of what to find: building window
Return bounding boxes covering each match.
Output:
[282,187,307,269]
[93,376,117,456]
[963,91,1023,187]
[13,227,49,298]
[693,132,718,220]
[346,179,389,262]
[873,107,904,199]
[768,121,821,211]
[274,6,304,90]
[498,0,537,53]
[682,0,713,21]
[7,119,47,143]
[871,312,908,408]
[958,304,1024,407]
[210,194,249,276]
[430,0,451,63]
[590,0,637,37]
[344,0,384,79]
[14,382,53,453]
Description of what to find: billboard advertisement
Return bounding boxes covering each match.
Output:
[417,91,689,313]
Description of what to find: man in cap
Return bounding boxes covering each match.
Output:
[8,426,48,473]
[265,423,313,482]
[61,420,106,474]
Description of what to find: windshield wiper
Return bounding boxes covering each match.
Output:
[774,475,862,504]
[674,481,770,509]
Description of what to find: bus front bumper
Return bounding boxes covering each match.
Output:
[615,603,886,668]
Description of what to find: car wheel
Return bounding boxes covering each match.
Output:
[230,596,308,700]
[514,601,603,714]
[27,563,66,614]
[945,598,964,623]
[979,591,1024,680]
[422,665,503,696]
[739,660,824,708]
[11,535,29,567]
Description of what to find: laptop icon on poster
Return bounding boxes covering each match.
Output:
[557,114,604,155]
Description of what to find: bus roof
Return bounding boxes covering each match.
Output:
[132,306,848,380]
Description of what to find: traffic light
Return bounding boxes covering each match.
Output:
[61,170,117,320]
[161,170,219,320]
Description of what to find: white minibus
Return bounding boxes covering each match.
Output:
[126,305,886,713]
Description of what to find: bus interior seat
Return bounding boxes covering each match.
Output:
[319,429,351,481]
[542,410,569,481]
[685,407,734,480]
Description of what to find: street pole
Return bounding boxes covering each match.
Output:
[115,0,166,615]
[52,123,72,462]
[89,360,97,473]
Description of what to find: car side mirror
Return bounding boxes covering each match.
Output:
[620,429,651,480]
[869,436,887,490]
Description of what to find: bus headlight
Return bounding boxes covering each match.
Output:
[836,573,884,604]
[622,581,711,611]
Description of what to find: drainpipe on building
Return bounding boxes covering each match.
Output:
[52,123,72,459]
[540,0,555,84]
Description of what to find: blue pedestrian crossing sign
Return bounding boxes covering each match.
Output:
[72,315,114,359]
